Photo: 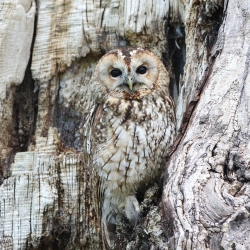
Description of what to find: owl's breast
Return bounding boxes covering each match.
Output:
[93,96,175,192]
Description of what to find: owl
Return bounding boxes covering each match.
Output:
[85,47,176,249]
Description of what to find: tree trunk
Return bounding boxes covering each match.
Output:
[0,0,249,249]
[163,0,250,249]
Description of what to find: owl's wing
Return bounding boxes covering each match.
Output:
[90,104,106,216]
[82,102,102,213]
[89,104,118,249]
[83,104,106,214]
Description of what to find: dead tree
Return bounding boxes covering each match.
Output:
[0,0,249,249]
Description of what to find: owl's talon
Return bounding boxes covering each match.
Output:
[125,195,140,225]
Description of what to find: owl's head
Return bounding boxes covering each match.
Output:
[92,47,169,101]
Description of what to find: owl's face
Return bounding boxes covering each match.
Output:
[94,48,161,99]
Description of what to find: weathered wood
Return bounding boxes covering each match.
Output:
[0,0,249,249]
[163,0,250,249]
[1,1,178,248]
[0,0,35,180]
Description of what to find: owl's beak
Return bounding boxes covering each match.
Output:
[127,77,133,90]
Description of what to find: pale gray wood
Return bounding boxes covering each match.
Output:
[0,0,248,249]
[163,0,250,249]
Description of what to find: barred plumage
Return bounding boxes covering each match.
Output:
[86,47,176,249]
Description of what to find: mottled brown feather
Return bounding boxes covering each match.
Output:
[86,47,176,249]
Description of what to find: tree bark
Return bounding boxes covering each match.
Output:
[0,0,249,249]
[163,0,250,249]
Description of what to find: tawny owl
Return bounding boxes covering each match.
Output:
[85,47,176,249]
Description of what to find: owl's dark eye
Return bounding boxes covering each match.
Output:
[136,66,147,74]
[110,69,122,77]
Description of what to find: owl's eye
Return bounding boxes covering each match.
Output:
[136,66,147,74]
[110,69,122,77]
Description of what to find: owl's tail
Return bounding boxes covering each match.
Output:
[101,196,123,249]
[101,195,140,249]
[102,216,116,250]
